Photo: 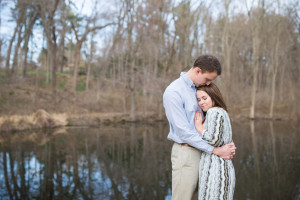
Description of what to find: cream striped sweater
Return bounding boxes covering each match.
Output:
[198,107,235,200]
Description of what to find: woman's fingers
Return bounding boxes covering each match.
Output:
[195,111,203,123]
[195,113,199,120]
[196,111,202,121]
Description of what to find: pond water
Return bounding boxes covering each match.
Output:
[0,120,299,200]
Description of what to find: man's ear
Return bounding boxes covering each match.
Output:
[197,67,203,74]
[195,67,202,74]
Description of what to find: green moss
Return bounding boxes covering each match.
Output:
[0,78,6,85]
[26,70,38,75]
[11,70,72,76]
[76,78,86,91]
[58,81,66,90]
[58,138,65,145]
[16,99,24,104]
[0,98,6,104]
[39,78,47,87]
[56,71,72,76]
[76,84,86,91]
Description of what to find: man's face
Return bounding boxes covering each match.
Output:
[194,69,218,87]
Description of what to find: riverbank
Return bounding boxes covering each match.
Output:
[1,72,298,132]
[1,107,296,132]
[0,109,159,132]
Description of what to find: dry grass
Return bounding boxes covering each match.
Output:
[0,108,157,132]
[0,109,67,132]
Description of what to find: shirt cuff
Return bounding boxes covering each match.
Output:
[201,129,207,136]
[206,145,214,154]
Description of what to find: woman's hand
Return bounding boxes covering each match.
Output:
[195,110,204,134]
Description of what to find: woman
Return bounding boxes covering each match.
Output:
[195,83,235,200]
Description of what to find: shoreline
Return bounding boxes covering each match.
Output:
[0,109,160,132]
[0,109,296,132]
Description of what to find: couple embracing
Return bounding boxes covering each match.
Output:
[163,55,236,200]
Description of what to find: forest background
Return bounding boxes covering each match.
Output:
[0,0,299,131]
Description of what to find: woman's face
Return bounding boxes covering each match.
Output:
[197,90,214,112]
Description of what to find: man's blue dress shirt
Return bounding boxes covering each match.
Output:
[163,72,214,154]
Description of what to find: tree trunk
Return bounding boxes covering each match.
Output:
[38,0,60,98]
[11,24,24,75]
[22,32,30,78]
[73,45,81,92]
[22,12,37,78]
[250,37,259,119]
[249,2,264,119]
[269,71,276,118]
[269,25,280,118]
[51,44,57,99]
[130,59,136,121]
[269,4,282,119]
[221,0,231,80]
[5,25,18,77]
[59,34,65,73]
[86,32,95,91]
[46,46,51,84]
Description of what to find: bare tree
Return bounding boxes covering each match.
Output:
[85,29,95,91]
[37,0,60,98]
[70,14,115,92]
[269,10,281,119]
[57,0,68,73]
[11,6,27,75]
[22,8,38,77]
[249,1,265,119]
[5,1,26,77]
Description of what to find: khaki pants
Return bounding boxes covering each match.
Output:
[171,143,201,200]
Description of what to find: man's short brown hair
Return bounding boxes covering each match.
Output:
[193,55,222,75]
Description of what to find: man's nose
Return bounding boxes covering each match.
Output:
[206,81,211,86]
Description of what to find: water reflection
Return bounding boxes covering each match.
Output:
[233,120,300,200]
[0,121,299,200]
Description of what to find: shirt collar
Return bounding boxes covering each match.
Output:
[180,72,195,88]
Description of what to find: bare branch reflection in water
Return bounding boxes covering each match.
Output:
[0,121,299,200]
[250,120,261,198]
[232,120,300,200]
[0,123,172,200]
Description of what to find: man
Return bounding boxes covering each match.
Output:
[163,55,236,200]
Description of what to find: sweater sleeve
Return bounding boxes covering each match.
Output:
[201,108,225,147]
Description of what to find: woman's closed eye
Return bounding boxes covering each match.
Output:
[198,97,207,102]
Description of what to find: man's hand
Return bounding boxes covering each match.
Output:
[212,142,236,160]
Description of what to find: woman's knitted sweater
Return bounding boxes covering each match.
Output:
[198,107,235,200]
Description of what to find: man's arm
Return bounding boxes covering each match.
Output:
[213,143,236,160]
[163,89,214,153]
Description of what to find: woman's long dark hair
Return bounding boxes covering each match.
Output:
[197,83,228,112]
